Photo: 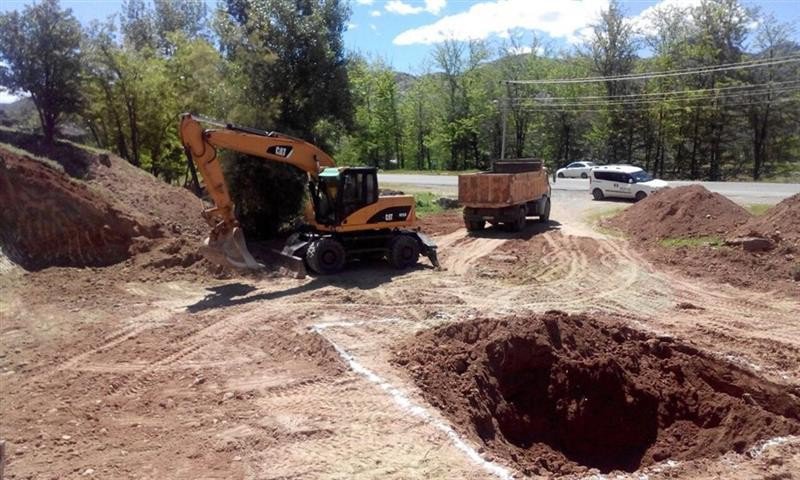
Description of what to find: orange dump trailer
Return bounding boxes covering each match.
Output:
[458,159,551,231]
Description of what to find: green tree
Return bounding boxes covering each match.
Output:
[432,39,491,170]
[338,55,404,169]
[400,74,436,170]
[585,0,640,164]
[212,0,354,238]
[0,0,83,144]
[217,0,353,147]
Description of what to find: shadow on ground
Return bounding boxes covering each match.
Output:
[468,219,562,240]
[186,260,433,313]
[593,197,636,204]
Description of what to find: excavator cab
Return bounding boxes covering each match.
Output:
[312,167,379,225]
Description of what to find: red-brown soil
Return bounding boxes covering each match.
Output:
[395,312,800,477]
[607,186,799,295]
[736,193,800,243]
[608,185,751,242]
[0,139,210,275]
[0,151,158,269]
[416,210,464,237]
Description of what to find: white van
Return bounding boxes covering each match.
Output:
[589,165,668,201]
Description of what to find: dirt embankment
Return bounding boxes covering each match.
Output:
[607,186,799,294]
[0,151,158,269]
[609,185,751,241]
[395,312,800,477]
[0,133,210,276]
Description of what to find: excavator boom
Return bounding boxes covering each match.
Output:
[179,113,334,275]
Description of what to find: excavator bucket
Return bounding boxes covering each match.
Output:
[268,249,307,279]
[199,227,264,270]
[199,227,307,278]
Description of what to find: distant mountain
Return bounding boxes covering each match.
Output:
[0,97,36,128]
[394,71,417,93]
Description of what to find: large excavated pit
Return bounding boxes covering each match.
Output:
[395,312,800,476]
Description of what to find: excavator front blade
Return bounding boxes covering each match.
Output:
[200,227,264,270]
[268,249,307,279]
[199,227,307,278]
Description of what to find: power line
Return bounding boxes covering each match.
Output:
[509,97,799,113]
[507,80,800,102]
[504,55,800,85]
[509,85,800,108]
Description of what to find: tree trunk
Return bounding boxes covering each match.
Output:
[42,114,57,145]
[689,110,701,180]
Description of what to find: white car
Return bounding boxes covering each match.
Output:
[555,161,597,179]
[589,165,668,201]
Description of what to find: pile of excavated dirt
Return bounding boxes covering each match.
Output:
[0,136,209,275]
[395,312,800,477]
[736,193,800,243]
[607,186,799,294]
[608,185,751,242]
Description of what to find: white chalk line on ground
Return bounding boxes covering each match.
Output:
[311,320,515,480]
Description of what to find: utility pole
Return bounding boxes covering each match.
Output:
[500,81,508,163]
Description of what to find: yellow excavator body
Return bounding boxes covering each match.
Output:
[179,114,438,277]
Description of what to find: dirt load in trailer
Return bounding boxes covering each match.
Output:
[458,159,551,231]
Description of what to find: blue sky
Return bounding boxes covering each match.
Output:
[2,0,799,102]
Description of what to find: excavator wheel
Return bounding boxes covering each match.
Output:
[306,237,346,274]
[389,235,420,269]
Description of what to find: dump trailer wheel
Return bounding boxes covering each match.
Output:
[388,235,420,269]
[509,206,526,232]
[514,205,528,232]
[306,237,346,274]
[466,219,485,231]
[538,197,551,223]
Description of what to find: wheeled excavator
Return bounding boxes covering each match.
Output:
[179,113,438,276]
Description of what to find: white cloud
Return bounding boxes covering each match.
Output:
[370,10,381,17]
[393,0,609,45]
[370,23,378,31]
[347,22,358,30]
[630,0,701,33]
[0,89,22,104]
[356,0,374,5]
[386,0,446,16]
[505,44,546,56]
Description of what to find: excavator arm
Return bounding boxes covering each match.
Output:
[179,113,335,271]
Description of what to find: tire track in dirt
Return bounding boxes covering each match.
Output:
[439,231,508,275]
[23,308,174,387]
[111,305,295,397]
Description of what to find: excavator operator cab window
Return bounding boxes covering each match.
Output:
[340,168,378,218]
[314,168,341,225]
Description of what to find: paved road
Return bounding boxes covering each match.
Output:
[379,173,800,204]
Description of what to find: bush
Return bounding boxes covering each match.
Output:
[222,152,307,239]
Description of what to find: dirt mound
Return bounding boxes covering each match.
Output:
[609,185,751,242]
[0,151,160,269]
[395,312,800,476]
[736,193,800,243]
[608,187,798,294]
[0,140,208,273]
